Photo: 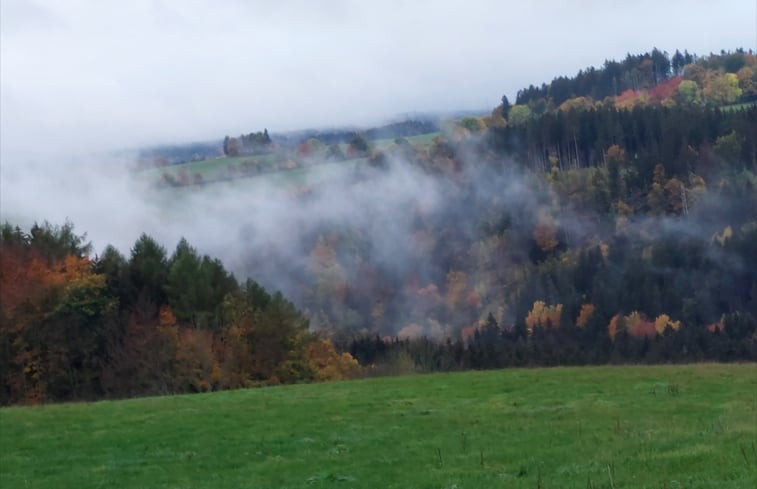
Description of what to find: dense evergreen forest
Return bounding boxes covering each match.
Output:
[1,49,755,404]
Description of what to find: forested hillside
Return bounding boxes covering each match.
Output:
[0,223,359,404]
[1,49,755,404]
[503,48,754,118]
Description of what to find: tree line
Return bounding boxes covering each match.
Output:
[510,49,753,111]
[343,306,756,375]
[0,223,358,405]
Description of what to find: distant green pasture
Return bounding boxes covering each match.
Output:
[136,132,440,188]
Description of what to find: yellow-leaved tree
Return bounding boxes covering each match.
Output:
[306,339,360,381]
[654,314,682,335]
[525,301,563,335]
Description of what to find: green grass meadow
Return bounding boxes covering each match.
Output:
[2,364,755,488]
[137,131,440,189]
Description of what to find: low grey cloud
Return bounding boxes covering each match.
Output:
[1,0,753,160]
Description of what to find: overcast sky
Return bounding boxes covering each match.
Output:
[1,0,755,159]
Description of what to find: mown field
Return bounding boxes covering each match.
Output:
[1,364,755,488]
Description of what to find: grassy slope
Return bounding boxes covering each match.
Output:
[2,364,755,488]
[138,132,440,188]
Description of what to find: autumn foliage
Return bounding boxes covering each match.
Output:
[608,312,682,340]
[575,304,596,329]
[306,339,360,381]
[525,301,563,335]
[0,223,359,405]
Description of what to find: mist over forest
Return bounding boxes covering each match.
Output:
[2,0,757,405]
